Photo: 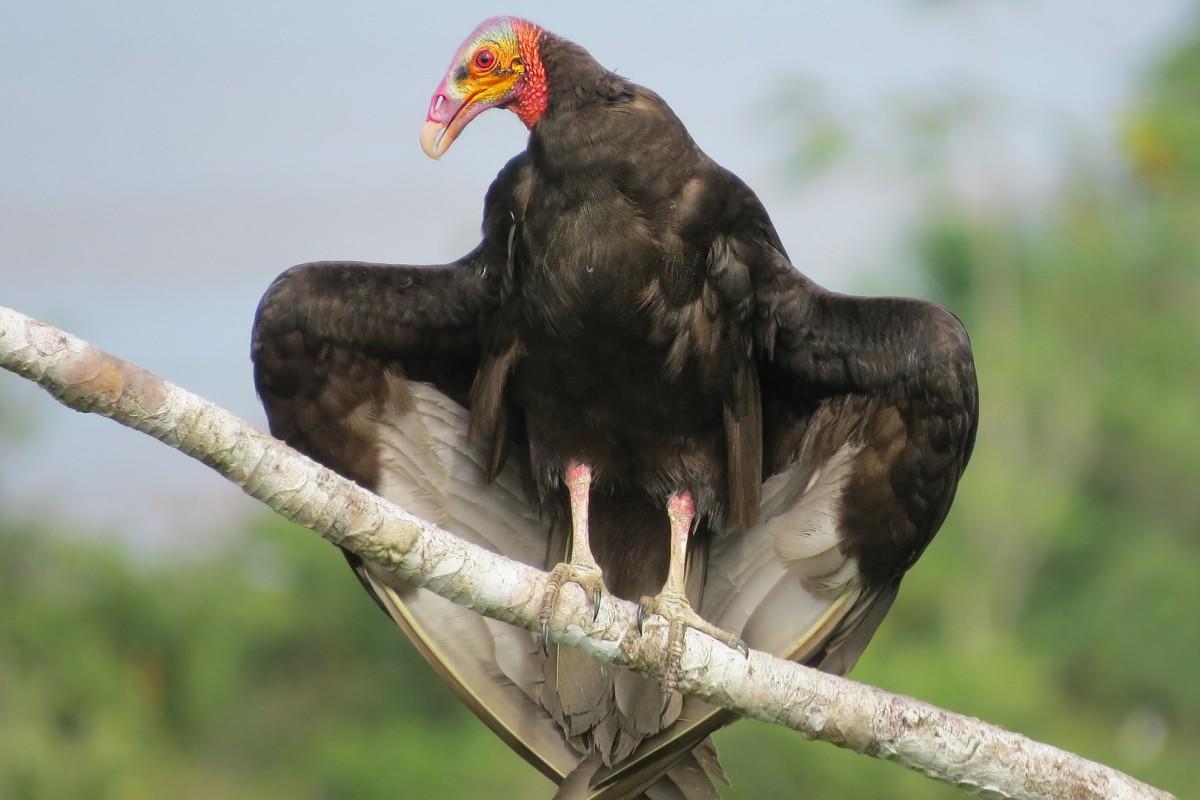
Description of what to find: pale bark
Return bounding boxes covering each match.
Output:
[0,304,1176,800]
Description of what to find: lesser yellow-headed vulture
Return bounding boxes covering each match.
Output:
[252,17,978,799]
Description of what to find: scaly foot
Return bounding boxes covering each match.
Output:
[637,588,749,715]
[539,560,608,654]
[539,461,606,654]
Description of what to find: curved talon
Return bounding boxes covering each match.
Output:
[538,561,607,656]
[659,690,676,724]
[636,599,650,634]
[736,638,750,659]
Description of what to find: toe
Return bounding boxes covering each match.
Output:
[636,596,653,634]
[590,586,603,620]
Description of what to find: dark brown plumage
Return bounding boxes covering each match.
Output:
[252,18,977,799]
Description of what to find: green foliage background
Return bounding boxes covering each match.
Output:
[3,19,1199,800]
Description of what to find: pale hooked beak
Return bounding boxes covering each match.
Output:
[419,118,453,160]
[420,85,486,160]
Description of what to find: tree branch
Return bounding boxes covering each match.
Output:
[0,304,1174,800]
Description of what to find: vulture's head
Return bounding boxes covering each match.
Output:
[420,17,548,159]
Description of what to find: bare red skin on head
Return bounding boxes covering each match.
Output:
[510,19,548,128]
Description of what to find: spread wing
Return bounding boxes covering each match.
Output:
[251,153,589,784]
[685,168,977,679]
[251,250,605,783]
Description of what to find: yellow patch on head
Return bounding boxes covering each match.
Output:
[451,34,524,107]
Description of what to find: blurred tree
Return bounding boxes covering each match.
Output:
[0,517,544,799]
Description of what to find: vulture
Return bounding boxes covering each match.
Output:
[251,16,978,799]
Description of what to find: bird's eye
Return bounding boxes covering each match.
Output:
[474,48,497,71]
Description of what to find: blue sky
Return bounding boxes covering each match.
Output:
[0,0,1190,549]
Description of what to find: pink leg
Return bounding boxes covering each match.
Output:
[638,491,748,715]
[663,492,695,595]
[565,461,596,569]
[538,460,607,652]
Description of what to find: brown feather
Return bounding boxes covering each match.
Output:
[723,362,762,530]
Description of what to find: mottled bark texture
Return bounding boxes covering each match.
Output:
[0,305,1174,800]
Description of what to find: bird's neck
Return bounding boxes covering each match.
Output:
[511,22,548,128]
[523,35,640,171]
[537,34,622,121]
